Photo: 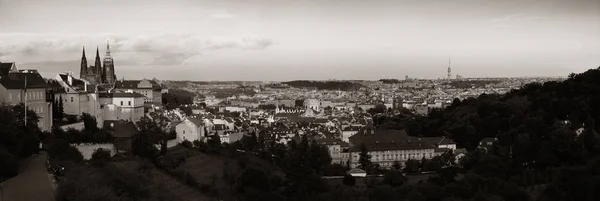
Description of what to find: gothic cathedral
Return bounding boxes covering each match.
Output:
[80,41,116,85]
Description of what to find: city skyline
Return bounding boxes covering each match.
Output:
[0,0,599,81]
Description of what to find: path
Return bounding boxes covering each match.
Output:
[0,152,55,201]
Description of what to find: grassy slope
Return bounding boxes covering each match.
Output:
[113,160,213,201]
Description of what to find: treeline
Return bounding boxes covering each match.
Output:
[162,89,195,110]
[379,79,402,84]
[447,80,501,88]
[282,80,363,91]
[373,66,600,200]
[0,104,42,181]
[211,88,256,99]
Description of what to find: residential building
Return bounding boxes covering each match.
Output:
[219,131,244,144]
[114,79,163,106]
[54,73,104,127]
[99,92,145,122]
[175,118,206,143]
[316,138,349,164]
[103,120,138,155]
[0,66,52,131]
[344,128,445,169]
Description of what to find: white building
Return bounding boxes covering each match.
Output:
[54,73,104,127]
[175,118,205,143]
[304,98,320,111]
[99,92,145,123]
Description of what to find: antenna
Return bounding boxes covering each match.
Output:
[447,57,452,80]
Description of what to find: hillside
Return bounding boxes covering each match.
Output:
[282,80,363,91]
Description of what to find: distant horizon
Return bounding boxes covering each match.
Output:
[1,0,599,80]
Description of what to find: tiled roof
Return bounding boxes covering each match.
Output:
[0,62,15,76]
[187,118,204,127]
[103,120,138,138]
[115,79,162,90]
[99,92,145,98]
[0,72,49,89]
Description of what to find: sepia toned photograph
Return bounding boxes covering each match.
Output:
[0,0,599,201]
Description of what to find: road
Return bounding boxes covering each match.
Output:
[0,152,55,201]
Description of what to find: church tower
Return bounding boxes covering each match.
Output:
[103,41,116,84]
[80,47,87,79]
[94,46,102,83]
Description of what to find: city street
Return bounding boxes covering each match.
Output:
[0,152,55,201]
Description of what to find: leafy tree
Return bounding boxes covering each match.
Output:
[80,113,99,133]
[357,143,372,173]
[90,148,112,162]
[343,174,356,187]
[382,170,407,187]
[403,159,420,173]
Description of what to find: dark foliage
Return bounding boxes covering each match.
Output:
[90,148,112,162]
[162,89,195,110]
[0,104,41,179]
[282,80,363,91]
[56,163,178,201]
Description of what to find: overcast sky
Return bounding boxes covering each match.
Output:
[0,0,599,81]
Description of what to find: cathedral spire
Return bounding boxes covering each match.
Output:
[105,40,111,58]
[80,46,88,79]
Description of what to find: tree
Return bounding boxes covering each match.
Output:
[358,143,372,173]
[392,161,402,171]
[403,159,420,173]
[91,148,112,162]
[382,171,407,187]
[57,98,64,121]
[343,174,356,187]
[80,113,99,133]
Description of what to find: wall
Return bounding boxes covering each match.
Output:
[60,122,85,131]
[72,143,115,160]
[175,120,203,143]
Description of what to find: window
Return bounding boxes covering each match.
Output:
[120,101,123,106]
[128,101,131,106]
[183,130,186,134]
[71,97,74,102]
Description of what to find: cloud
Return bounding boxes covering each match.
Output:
[209,11,236,19]
[0,33,275,65]
[489,13,545,28]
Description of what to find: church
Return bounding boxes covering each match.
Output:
[80,41,116,85]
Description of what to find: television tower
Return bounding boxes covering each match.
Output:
[447,57,452,79]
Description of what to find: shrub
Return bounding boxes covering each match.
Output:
[181,140,193,149]
[91,148,112,162]
[343,174,356,187]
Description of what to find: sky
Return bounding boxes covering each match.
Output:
[0,0,599,81]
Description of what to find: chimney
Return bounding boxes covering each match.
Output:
[67,74,73,85]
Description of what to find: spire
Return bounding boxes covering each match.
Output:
[82,46,86,59]
[96,46,100,59]
[447,57,452,79]
[105,40,111,58]
[80,46,88,78]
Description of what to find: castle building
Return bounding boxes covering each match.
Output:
[80,41,116,85]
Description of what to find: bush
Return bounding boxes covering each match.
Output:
[343,174,356,187]
[91,148,112,162]
[181,140,193,149]
[0,147,18,178]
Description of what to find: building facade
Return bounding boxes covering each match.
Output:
[0,67,53,131]
[99,92,145,122]
[115,79,163,106]
[54,73,104,127]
